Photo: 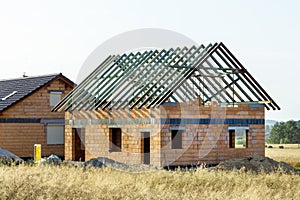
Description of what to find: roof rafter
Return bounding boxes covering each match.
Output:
[51,42,280,112]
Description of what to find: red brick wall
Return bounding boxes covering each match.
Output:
[65,99,265,166]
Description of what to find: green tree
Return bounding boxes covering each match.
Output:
[285,120,299,143]
[297,120,300,145]
[268,120,300,144]
[268,122,285,144]
[265,124,271,133]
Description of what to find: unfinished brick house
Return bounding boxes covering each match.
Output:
[0,73,74,159]
[53,42,280,166]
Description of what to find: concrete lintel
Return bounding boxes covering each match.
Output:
[170,126,186,131]
[108,125,123,128]
[228,126,250,130]
[139,128,152,132]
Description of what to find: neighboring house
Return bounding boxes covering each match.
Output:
[53,42,280,166]
[0,73,74,159]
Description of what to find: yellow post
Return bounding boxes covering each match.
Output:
[34,144,41,162]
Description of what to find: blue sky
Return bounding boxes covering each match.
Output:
[0,0,299,121]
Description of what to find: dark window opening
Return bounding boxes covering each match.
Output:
[109,128,122,152]
[171,130,183,149]
[229,130,235,148]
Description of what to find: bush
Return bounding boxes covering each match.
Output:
[0,156,14,166]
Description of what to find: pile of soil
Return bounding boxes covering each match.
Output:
[84,157,158,172]
[215,155,299,174]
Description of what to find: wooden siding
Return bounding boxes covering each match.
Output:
[0,77,73,158]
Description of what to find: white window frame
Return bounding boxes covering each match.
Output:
[47,125,64,145]
[228,127,249,148]
[50,91,63,106]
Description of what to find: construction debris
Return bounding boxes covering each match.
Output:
[46,154,62,165]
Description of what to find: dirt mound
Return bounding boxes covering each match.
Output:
[84,157,159,172]
[215,155,299,174]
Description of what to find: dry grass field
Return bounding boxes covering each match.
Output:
[0,144,299,200]
[265,144,300,167]
[0,164,299,200]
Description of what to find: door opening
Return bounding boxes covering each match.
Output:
[142,132,150,164]
[73,128,85,161]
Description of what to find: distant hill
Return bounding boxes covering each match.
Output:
[265,119,277,125]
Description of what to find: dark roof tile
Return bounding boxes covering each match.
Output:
[0,73,74,112]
